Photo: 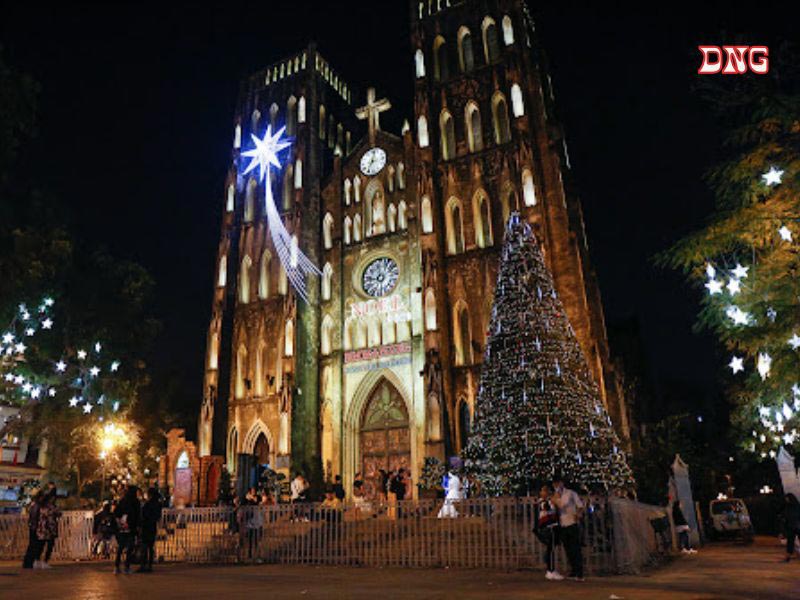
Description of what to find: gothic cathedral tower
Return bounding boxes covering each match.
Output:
[409,0,629,451]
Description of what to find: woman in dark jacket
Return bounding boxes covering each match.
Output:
[138,487,162,572]
[113,485,141,574]
[22,490,44,569]
[783,493,800,562]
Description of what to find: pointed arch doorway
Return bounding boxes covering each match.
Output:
[360,378,410,499]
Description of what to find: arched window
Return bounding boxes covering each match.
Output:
[433,36,448,81]
[218,255,227,287]
[446,197,465,254]
[344,178,352,205]
[233,124,241,149]
[269,103,279,128]
[421,195,433,233]
[440,110,456,160]
[482,17,500,63]
[417,116,430,148]
[398,200,408,230]
[492,92,512,144]
[424,288,437,331]
[286,95,297,135]
[353,214,362,242]
[473,190,493,248]
[457,27,474,72]
[502,15,514,45]
[284,319,294,356]
[255,339,266,396]
[465,102,483,153]
[387,165,395,193]
[522,168,537,206]
[251,109,261,132]
[511,83,525,117]
[227,427,238,473]
[208,332,219,370]
[323,213,334,249]
[235,344,247,399]
[454,302,472,365]
[244,178,257,222]
[297,96,306,123]
[278,266,288,295]
[343,216,352,245]
[258,250,271,299]
[319,105,326,140]
[321,262,333,301]
[226,183,235,212]
[353,175,361,203]
[388,203,397,233]
[321,315,334,356]
[239,256,252,303]
[458,400,472,450]
[397,162,406,189]
[414,48,426,78]
[290,235,298,268]
[294,159,302,189]
[283,164,294,210]
[501,186,518,224]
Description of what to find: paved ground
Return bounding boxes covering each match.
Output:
[1,537,798,599]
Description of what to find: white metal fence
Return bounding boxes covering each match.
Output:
[0,496,670,574]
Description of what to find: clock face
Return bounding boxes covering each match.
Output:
[362,257,399,297]
[360,147,387,176]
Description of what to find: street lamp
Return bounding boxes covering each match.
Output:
[99,423,125,500]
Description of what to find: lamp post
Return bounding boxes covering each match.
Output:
[99,423,123,500]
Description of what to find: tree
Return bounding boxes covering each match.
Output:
[662,49,800,458]
[463,214,633,495]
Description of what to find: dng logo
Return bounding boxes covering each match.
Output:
[698,46,769,75]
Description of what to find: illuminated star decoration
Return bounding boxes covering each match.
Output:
[77,349,87,360]
[83,403,93,414]
[705,279,723,295]
[789,334,800,350]
[729,355,745,374]
[762,166,784,186]
[69,397,80,407]
[241,125,320,301]
[779,225,793,242]
[726,278,741,295]
[756,352,772,380]
[732,263,749,280]
[55,361,67,373]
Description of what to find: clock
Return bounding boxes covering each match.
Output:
[362,257,399,297]
[360,147,387,176]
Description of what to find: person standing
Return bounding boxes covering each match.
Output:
[672,500,697,554]
[552,476,585,581]
[783,493,800,562]
[138,488,162,573]
[22,490,44,569]
[113,485,141,574]
[333,475,346,502]
[437,468,464,518]
[534,484,563,580]
[36,487,61,569]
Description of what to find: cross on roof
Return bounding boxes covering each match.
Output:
[356,87,391,146]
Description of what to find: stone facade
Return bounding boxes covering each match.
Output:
[198,0,630,497]
[159,428,222,507]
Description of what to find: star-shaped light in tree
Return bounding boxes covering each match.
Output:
[43,297,54,307]
[727,278,741,295]
[4,373,14,382]
[729,355,745,374]
[779,226,793,242]
[48,388,56,397]
[30,387,41,399]
[42,318,53,329]
[55,361,67,373]
[77,349,87,360]
[789,334,800,350]
[14,343,26,354]
[705,263,716,279]
[732,263,749,279]
[762,166,784,186]
[757,352,772,380]
[726,305,751,326]
[241,125,291,183]
[89,366,100,377]
[69,396,80,407]
[82,403,93,414]
[25,328,35,337]
[94,342,102,353]
[2,333,13,344]
[705,279,723,295]
[110,361,120,373]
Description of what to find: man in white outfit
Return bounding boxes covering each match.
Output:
[437,469,464,518]
[552,475,585,581]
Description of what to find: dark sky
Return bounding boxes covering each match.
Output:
[1,2,796,422]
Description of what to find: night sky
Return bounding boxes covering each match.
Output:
[1,2,795,425]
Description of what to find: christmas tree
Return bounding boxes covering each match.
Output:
[463,214,633,495]
[662,55,800,458]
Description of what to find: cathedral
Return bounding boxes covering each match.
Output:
[197,0,630,499]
